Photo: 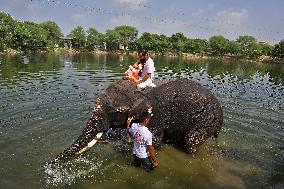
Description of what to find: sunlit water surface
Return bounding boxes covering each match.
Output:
[0,53,283,189]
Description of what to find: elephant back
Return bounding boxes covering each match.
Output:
[147,78,223,146]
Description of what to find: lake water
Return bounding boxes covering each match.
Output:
[0,52,283,189]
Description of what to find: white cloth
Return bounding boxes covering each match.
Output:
[137,79,156,88]
[129,123,153,158]
[138,57,156,88]
[141,57,155,79]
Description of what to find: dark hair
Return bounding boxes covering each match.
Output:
[142,50,148,57]
[138,49,148,56]
[138,111,151,123]
[139,57,146,64]
[138,49,143,54]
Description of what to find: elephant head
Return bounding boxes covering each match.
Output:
[50,80,152,165]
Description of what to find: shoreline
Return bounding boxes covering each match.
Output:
[0,48,283,64]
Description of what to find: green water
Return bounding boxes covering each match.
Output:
[0,52,283,189]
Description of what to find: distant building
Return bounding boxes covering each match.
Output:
[93,42,107,50]
[259,41,268,45]
[60,37,72,49]
[118,43,128,50]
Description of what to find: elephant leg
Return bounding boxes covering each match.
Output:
[213,133,219,144]
[152,130,164,149]
[185,127,208,154]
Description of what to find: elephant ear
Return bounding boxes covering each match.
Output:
[103,80,140,110]
[101,80,155,123]
[128,97,152,122]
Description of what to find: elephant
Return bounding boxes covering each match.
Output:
[50,78,223,165]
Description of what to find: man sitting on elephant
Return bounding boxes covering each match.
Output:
[126,112,158,172]
[135,50,156,90]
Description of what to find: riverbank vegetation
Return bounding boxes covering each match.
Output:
[0,11,283,63]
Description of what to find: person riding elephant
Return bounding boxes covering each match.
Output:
[135,50,156,90]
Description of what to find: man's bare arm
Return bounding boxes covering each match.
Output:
[135,73,151,84]
[148,145,158,168]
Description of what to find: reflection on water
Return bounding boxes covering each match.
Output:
[0,52,283,189]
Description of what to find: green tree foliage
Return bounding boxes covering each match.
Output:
[209,35,230,56]
[272,39,284,59]
[67,26,86,49]
[135,32,153,50]
[105,25,138,50]
[105,29,120,50]
[151,34,171,53]
[1,11,284,62]
[0,12,57,52]
[13,21,48,51]
[227,40,242,56]
[40,21,63,47]
[184,38,208,55]
[136,32,171,53]
[258,42,273,56]
[0,12,17,51]
[115,25,138,46]
[237,35,262,59]
[86,27,104,50]
[170,32,187,53]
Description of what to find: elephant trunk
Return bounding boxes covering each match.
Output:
[49,99,107,165]
[50,130,103,165]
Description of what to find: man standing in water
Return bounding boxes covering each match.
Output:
[126,113,158,172]
[135,50,156,90]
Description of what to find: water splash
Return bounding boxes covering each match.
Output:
[43,156,103,186]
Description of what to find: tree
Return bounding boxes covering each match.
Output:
[136,32,154,51]
[115,25,138,46]
[1,12,65,51]
[86,27,104,50]
[272,39,284,59]
[0,12,17,51]
[258,42,273,56]
[105,25,138,50]
[184,38,208,55]
[9,21,48,51]
[136,32,171,53]
[209,35,229,56]
[68,26,86,49]
[40,21,63,47]
[237,35,261,59]
[105,29,120,50]
[155,34,172,53]
[227,40,241,56]
[170,32,187,53]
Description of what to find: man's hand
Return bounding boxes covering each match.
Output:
[122,76,129,80]
[152,161,158,168]
[126,117,134,128]
[136,86,142,92]
[98,140,109,144]
[148,145,158,168]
